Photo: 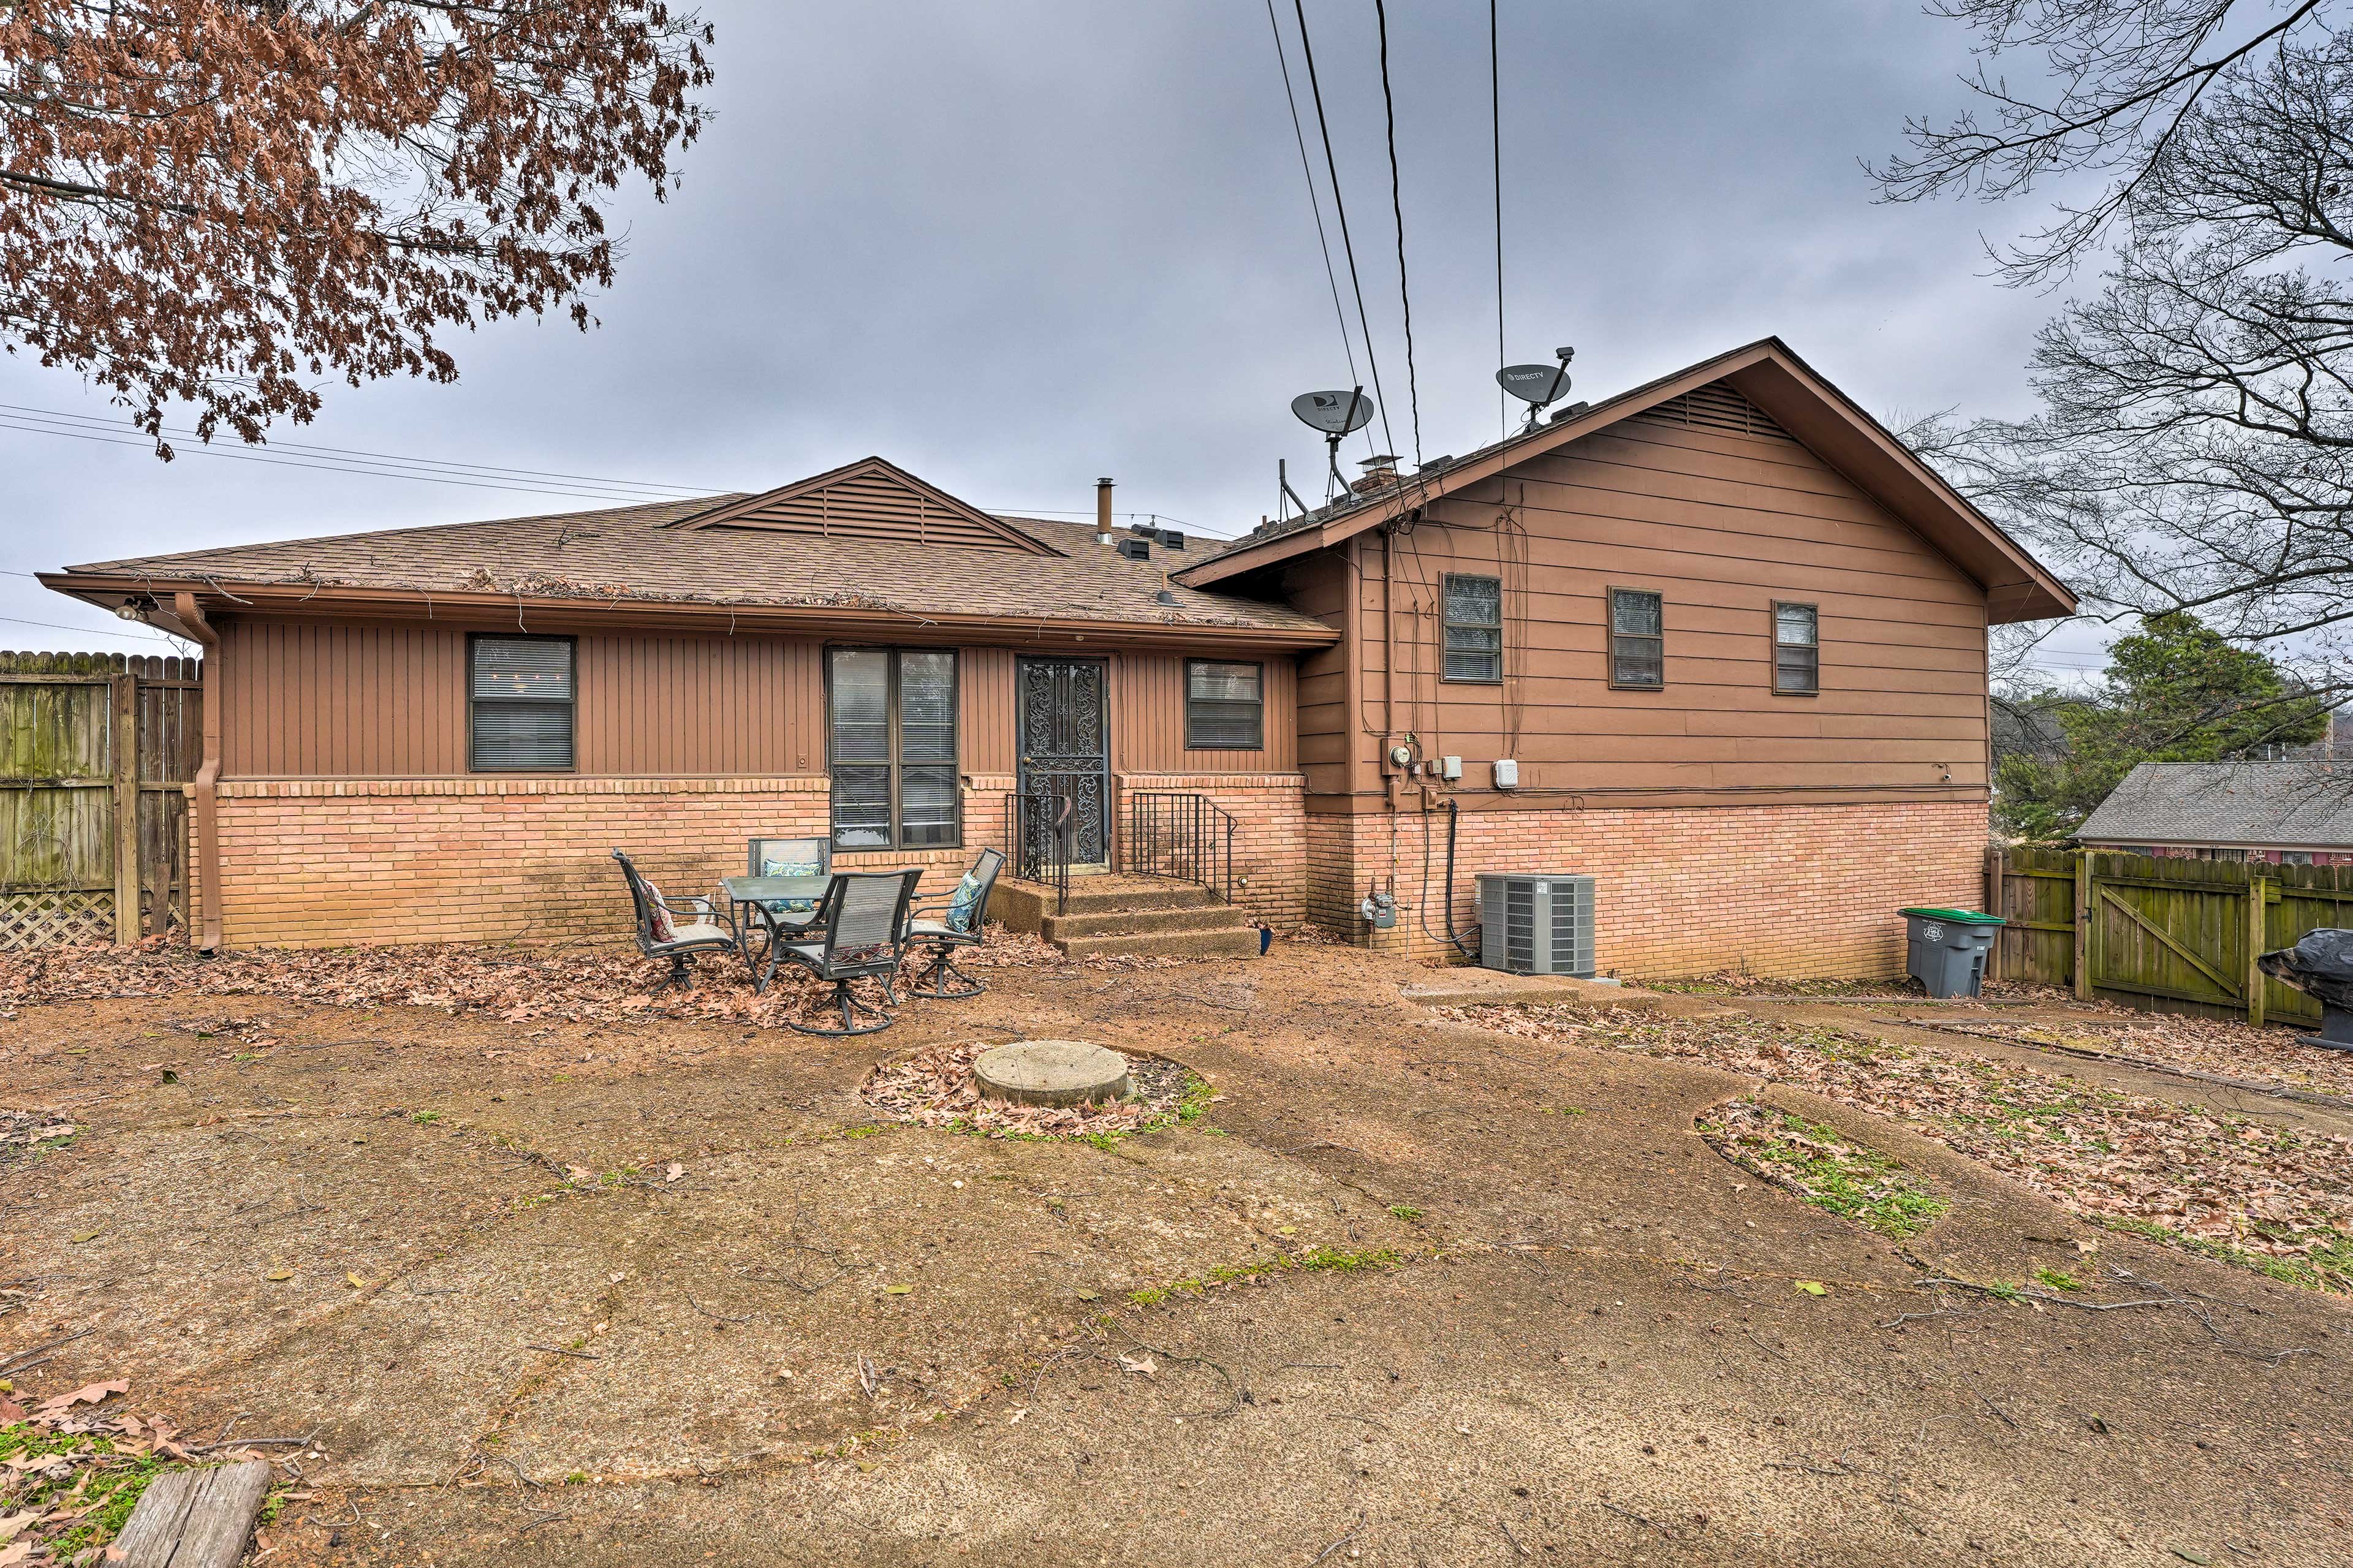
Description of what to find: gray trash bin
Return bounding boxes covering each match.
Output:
[1898,907,2006,998]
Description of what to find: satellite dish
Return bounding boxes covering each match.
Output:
[1497,363,1573,407]
[1291,389,1374,436]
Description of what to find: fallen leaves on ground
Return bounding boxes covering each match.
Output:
[1917,1010,2353,1100]
[859,1040,1190,1139]
[1447,1003,2353,1290]
[1699,1098,1949,1239]
[0,1113,74,1165]
[0,922,1199,1032]
[0,1379,277,1564]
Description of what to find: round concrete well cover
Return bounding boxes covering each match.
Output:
[974,1040,1131,1107]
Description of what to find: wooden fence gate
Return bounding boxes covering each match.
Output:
[1,651,202,950]
[1988,843,2353,1027]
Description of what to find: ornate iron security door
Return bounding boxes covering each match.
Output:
[1017,657,1109,866]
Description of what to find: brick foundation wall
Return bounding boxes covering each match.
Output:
[1303,798,1988,979]
[213,777,1020,949]
[1113,773,1307,931]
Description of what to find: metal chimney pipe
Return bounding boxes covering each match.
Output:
[1096,477,1114,544]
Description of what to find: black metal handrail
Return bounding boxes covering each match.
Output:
[1121,791,1236,904]
[1014,790,1076,915]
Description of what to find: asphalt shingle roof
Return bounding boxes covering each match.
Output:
[59,498,1328,638]
[2075,762,2353,849]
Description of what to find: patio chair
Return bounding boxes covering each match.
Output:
[613,850,739,993]
[767,868,922,1036]
[901,847,1006,1000]
[748,835,832,933]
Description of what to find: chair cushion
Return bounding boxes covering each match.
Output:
[944,869,985,933]
[761,858,824,914]
[643,879,676,943]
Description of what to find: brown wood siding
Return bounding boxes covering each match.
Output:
[1344,411,1991,801]
[1281,553,1351,795]
[1110,651,1296,774]
[218,618,1289,781]
[960,646,1017,775]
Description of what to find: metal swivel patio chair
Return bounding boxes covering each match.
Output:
[768,868,922,1036]
[613,849,740,993]
[902,847,1006,1000]
[746,835,831,934]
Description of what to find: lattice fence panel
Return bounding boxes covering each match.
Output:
[0,890,116,952]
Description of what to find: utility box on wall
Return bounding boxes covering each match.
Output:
[1477,873,1596,977]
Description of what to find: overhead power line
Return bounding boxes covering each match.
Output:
[1491,0,1507,441]
[1290,0,1398,464]
[1373,0,1422,468]
[0,611,182,646]
[1265,0,1361,393]
[0,404,721,507]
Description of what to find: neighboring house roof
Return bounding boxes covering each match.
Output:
[1175,336,2076,625]
[2077,762,2353,849]
[40,459,1335,647]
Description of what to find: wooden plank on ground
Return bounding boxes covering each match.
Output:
[112,1460,271,1568]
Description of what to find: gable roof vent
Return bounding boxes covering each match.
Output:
[1639,382,1792,442]
[1117,537,1150,561]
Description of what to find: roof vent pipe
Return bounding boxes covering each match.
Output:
[1096,477,1114,544]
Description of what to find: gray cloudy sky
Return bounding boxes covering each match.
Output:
[0,1,2102,673]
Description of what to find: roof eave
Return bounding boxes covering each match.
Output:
[1175,338,2078,624]
[40,573,1340,650]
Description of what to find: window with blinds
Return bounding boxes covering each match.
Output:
[1608,588,1664,689]
[1773,602,1819,694]
[1186,660,1264,749]
[1441,573,1503,683]
[468,635,575,771]
[828,648,960,850]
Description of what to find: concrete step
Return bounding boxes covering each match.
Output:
[989,877,1219,933]
[1055,925,1264,961]
[1040,904,1255,942]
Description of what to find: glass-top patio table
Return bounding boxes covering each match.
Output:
[719,874,832,993]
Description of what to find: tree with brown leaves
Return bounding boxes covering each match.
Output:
[0,1,714,455]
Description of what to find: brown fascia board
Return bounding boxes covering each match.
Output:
[1176,338,2077,626]
[38,573,1339,651]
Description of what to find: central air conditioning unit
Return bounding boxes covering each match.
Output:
[1477,873,1596,977]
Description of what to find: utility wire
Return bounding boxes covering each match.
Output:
[0,611,181,645]
[0,412,713,508]
[1490,0,1507,441]
[1291,0,1397,465]
[1265,0,1360,392]
[0,403,714,498]
[1373,0,1422,467]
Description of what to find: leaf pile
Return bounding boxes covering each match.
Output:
[0,1379,273,1565]
[1920,1011,2353,1100]
[860,1040,1192,1140]
[1698,1098,1949,1239]
[1640,971,1920,999]
[1449,1004,2353,1291]
[0,924,1075,1032]
[0,923,1197,1030]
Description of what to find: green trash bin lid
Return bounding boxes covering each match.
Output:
[1898,907,2006,925]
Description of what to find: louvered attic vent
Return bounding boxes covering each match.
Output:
[1639,382,1794,442]
[669,456,1058,555]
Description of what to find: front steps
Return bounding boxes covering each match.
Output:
[988,874,1261,960]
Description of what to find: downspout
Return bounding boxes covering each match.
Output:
[174,591,224,953]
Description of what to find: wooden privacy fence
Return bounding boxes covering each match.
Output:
[1988,843,2353,1026]
[1,651,202,950]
